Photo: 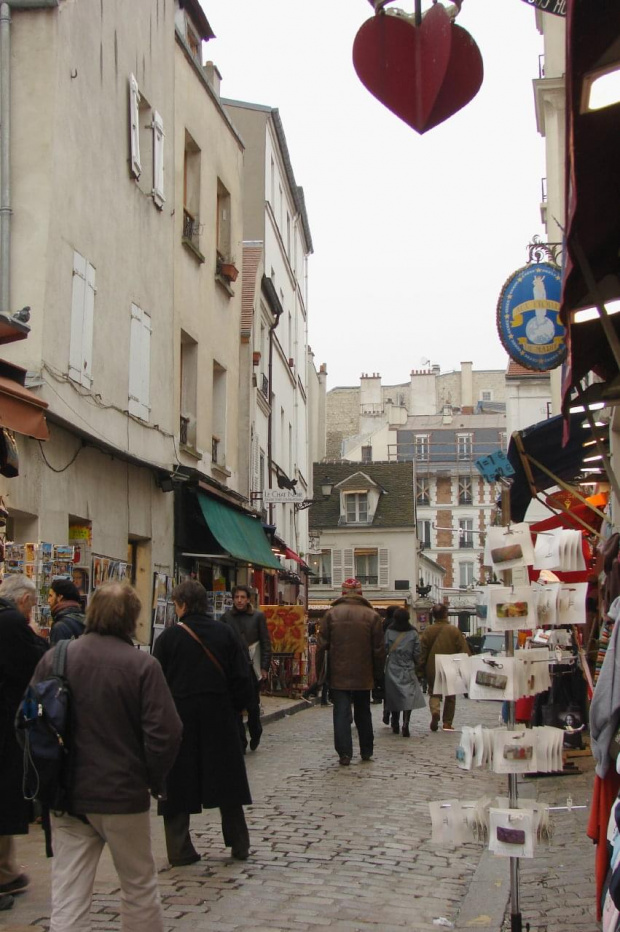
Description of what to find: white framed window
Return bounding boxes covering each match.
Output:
[459,561,475,588]
[481,390,493,402]
[69,251,95,389]
[152,110,165,208]
[354,548,378,585]
[416,477,430,505]
[458,518,474,549]
[457,433,473,460]
[417,519,432,548]
[458,476,473,505]
[128,303,151,421]
[309,550,332,585]
[345,492,368,523]
[415,435,429,461]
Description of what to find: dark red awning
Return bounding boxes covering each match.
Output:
[0,375,49,441]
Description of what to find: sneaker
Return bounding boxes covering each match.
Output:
[442,724,456,732]
[430,714,440,732]
[0,874,29,896]
[0,895,14,911]
[339,755,351,766]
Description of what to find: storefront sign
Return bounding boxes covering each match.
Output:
[263,488,305,504]
[519,0,566,17]
[496,262,566,371]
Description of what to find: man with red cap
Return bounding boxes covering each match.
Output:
[316,578,385,766]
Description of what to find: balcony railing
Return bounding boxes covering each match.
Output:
[260,373,269,399]
[179,415,189,446]
[355,575,378,585]
[459,539,474,549]
[311,575,332,585]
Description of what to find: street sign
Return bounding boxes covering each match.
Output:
[263,488,305,504]
[474,450,515,483]
[519,0,566,16]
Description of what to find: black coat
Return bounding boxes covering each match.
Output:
[153,613,253,816]
[0,598,47,834]
[221,606,272,673]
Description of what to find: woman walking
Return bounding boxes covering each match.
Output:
[153,580,254,864]
[384,608,425,737]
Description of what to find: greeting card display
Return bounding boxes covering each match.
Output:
[468,656,516,701]
[492,730,537,775]
[434,652,471,697]
[557,582,588,625]
[487,586,536,631]
[489,809,535,858]
[484,523,535,571]
[532,581,560,627]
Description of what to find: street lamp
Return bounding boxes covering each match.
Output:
[294,477,334,511]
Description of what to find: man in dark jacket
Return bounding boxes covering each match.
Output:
[0,575,47,912]
[419,602,471,732]
[221,585,272,752]
[316,578,385,766]
[30,581,182,931]
[47,578,85,643]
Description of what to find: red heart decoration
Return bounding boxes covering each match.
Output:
[352,5,483,134]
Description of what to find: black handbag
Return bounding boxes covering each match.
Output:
[0,429,19,477]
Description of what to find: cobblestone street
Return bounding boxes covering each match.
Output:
[2,699,597,932]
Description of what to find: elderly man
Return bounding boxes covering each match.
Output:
[30,581,182,932]
[316,578,385,766]
[0,574,47,911]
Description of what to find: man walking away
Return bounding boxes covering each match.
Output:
[29,582,182,932]
[47,578,85,644]
[221,585,272,752]
[316,578,385,766]
[419,602,471,732]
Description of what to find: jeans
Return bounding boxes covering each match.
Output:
[330,689,373,759]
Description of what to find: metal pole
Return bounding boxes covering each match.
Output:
[501,483,522,932]
[0,2,11,316]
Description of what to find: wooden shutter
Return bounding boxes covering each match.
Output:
[379,548,389,587]
[129,74,141,178]
[332,549,343,587]
[81,261,95,388]
[343,548,354,580]
[128,304,151,420]
[69,251,95,388]
[251,434,260,494]
[152,110,165,208]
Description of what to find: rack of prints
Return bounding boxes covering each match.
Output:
[91,555,132,589]
[151,573,177,651]
[4,542,75,629]
[206,590,233,620]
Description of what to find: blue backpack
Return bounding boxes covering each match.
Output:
[15,637,73,814]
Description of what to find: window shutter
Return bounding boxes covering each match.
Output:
[81,261,95,388]
[251,435,260,493]
[379,548,389,587]
[343,548,354,579]
[152,110,165,208]
[129,74,141,178]
[128,304,151,421]
[69,252,95,388]
[332,549,343,587]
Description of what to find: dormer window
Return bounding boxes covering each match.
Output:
[336,471,382,525]
[346,493,368,523]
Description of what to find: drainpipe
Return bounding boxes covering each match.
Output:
[0,2,11,315]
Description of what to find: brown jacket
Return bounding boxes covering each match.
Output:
[31,631,182,814]
[316,593,385,690]
[419,619,471,683]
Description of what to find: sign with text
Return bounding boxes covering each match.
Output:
[263,488,305,504]
[519,0,566,16]
[475,450,515,484]
[496,262,566,371]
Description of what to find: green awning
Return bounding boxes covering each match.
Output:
[197,493,282,571]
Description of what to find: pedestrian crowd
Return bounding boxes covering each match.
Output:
[0,571,467,929]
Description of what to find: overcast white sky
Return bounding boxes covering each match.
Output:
[200,0,547,389]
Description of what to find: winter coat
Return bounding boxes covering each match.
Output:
[384,627,426,713]
[316,593,385,691]
[0,598,47,834]
[49,602,85,644]
[419,619,471,684]
[153,613,254,816]
[30,631,182,814]
[221,606,272,674]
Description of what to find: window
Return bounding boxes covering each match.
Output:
[180,332,197,449]
[458,476,473,505]
[361,445,372,464]
[212,362,227,466]
[499,432,507,451]
[183,131,201,251]
[459,562,475,588]
[309,550,331,585]
[415,435,429,461]
[185,16,202,61]
[481,390,492,402]
[286,212,291,257]
[457,433,473,460]
[416,477,430,505]
[354,548,378,586]
[345,493,368,523]
[128,304,151,421]
[270,157,275,207]
[216,180,231,260]
[69,251,95,388]
[288,312,293,359]
[458,518,474,549]
[417,519,432,549]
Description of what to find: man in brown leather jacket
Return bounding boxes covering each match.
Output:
[316,578,385,766]
[419,602,471,732]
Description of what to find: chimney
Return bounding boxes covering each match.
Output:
[204,61,222,96]
[461,361,473,414]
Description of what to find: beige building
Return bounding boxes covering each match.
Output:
[0,0,179,640]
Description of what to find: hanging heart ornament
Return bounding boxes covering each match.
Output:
[352,3,483,134]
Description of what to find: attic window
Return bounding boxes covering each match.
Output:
[186,18,202,61]
[345,493,368,523]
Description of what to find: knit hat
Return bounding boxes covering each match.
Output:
[342,577,362,594]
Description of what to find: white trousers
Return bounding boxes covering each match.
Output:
[50,811,164,932]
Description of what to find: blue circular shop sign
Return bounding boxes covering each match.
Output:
[496,262,566,370]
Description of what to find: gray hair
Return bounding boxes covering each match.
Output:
[0,573,36,605]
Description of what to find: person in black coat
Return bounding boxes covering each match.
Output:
[0,575,47,909]
[153,580,254,865]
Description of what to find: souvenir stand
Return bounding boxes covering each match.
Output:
[429,471,595,932]
[4,542,75,637]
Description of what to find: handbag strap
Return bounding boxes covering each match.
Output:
[388,632,408,656]
[178,622,225,679]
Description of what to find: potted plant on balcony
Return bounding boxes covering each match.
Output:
[217,255,239,282]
